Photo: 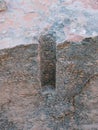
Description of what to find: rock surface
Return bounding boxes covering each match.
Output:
[0,0,98,129]
[0,0,98,49]
[0,36,98,129]
[56,36,98,129]
[0,44,41,129]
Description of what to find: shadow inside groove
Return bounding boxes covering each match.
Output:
[39,33,56,89]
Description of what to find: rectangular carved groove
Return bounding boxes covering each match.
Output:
[39,33,56,88]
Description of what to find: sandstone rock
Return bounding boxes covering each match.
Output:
[0,0,98,49]
[0,0,98,129]
[56,36,98,129]
[0,44,41,129]
[0,0,6,12]
[0,36,98,129]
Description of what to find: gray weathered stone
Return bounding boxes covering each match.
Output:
[56,36,98,129]
[0,36,98,129]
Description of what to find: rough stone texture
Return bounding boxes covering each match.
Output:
[0,36,98,129]
[56,36,98,129]
[0,0,98,49]
[0,0,6,12]
[0,44,41,129]
[0,0,98,129]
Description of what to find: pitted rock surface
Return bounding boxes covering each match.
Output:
[56,36,98,129]
[0,0,98,49]
[0,0,98,129]
[0,36,98,129]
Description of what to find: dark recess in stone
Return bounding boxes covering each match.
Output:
[39,33,56,88]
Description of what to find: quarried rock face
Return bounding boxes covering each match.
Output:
[56,36,98,129]
[0,36,98,129]
[0,44,41,129]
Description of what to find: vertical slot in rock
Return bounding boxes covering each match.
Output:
[39,33,56,89]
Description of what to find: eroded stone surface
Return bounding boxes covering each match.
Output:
[0,44,41,129]
[0,36,98,129]
[56,36,98,129]
[0,0,98,49]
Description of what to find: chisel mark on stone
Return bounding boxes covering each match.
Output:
[39,33,56,89]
